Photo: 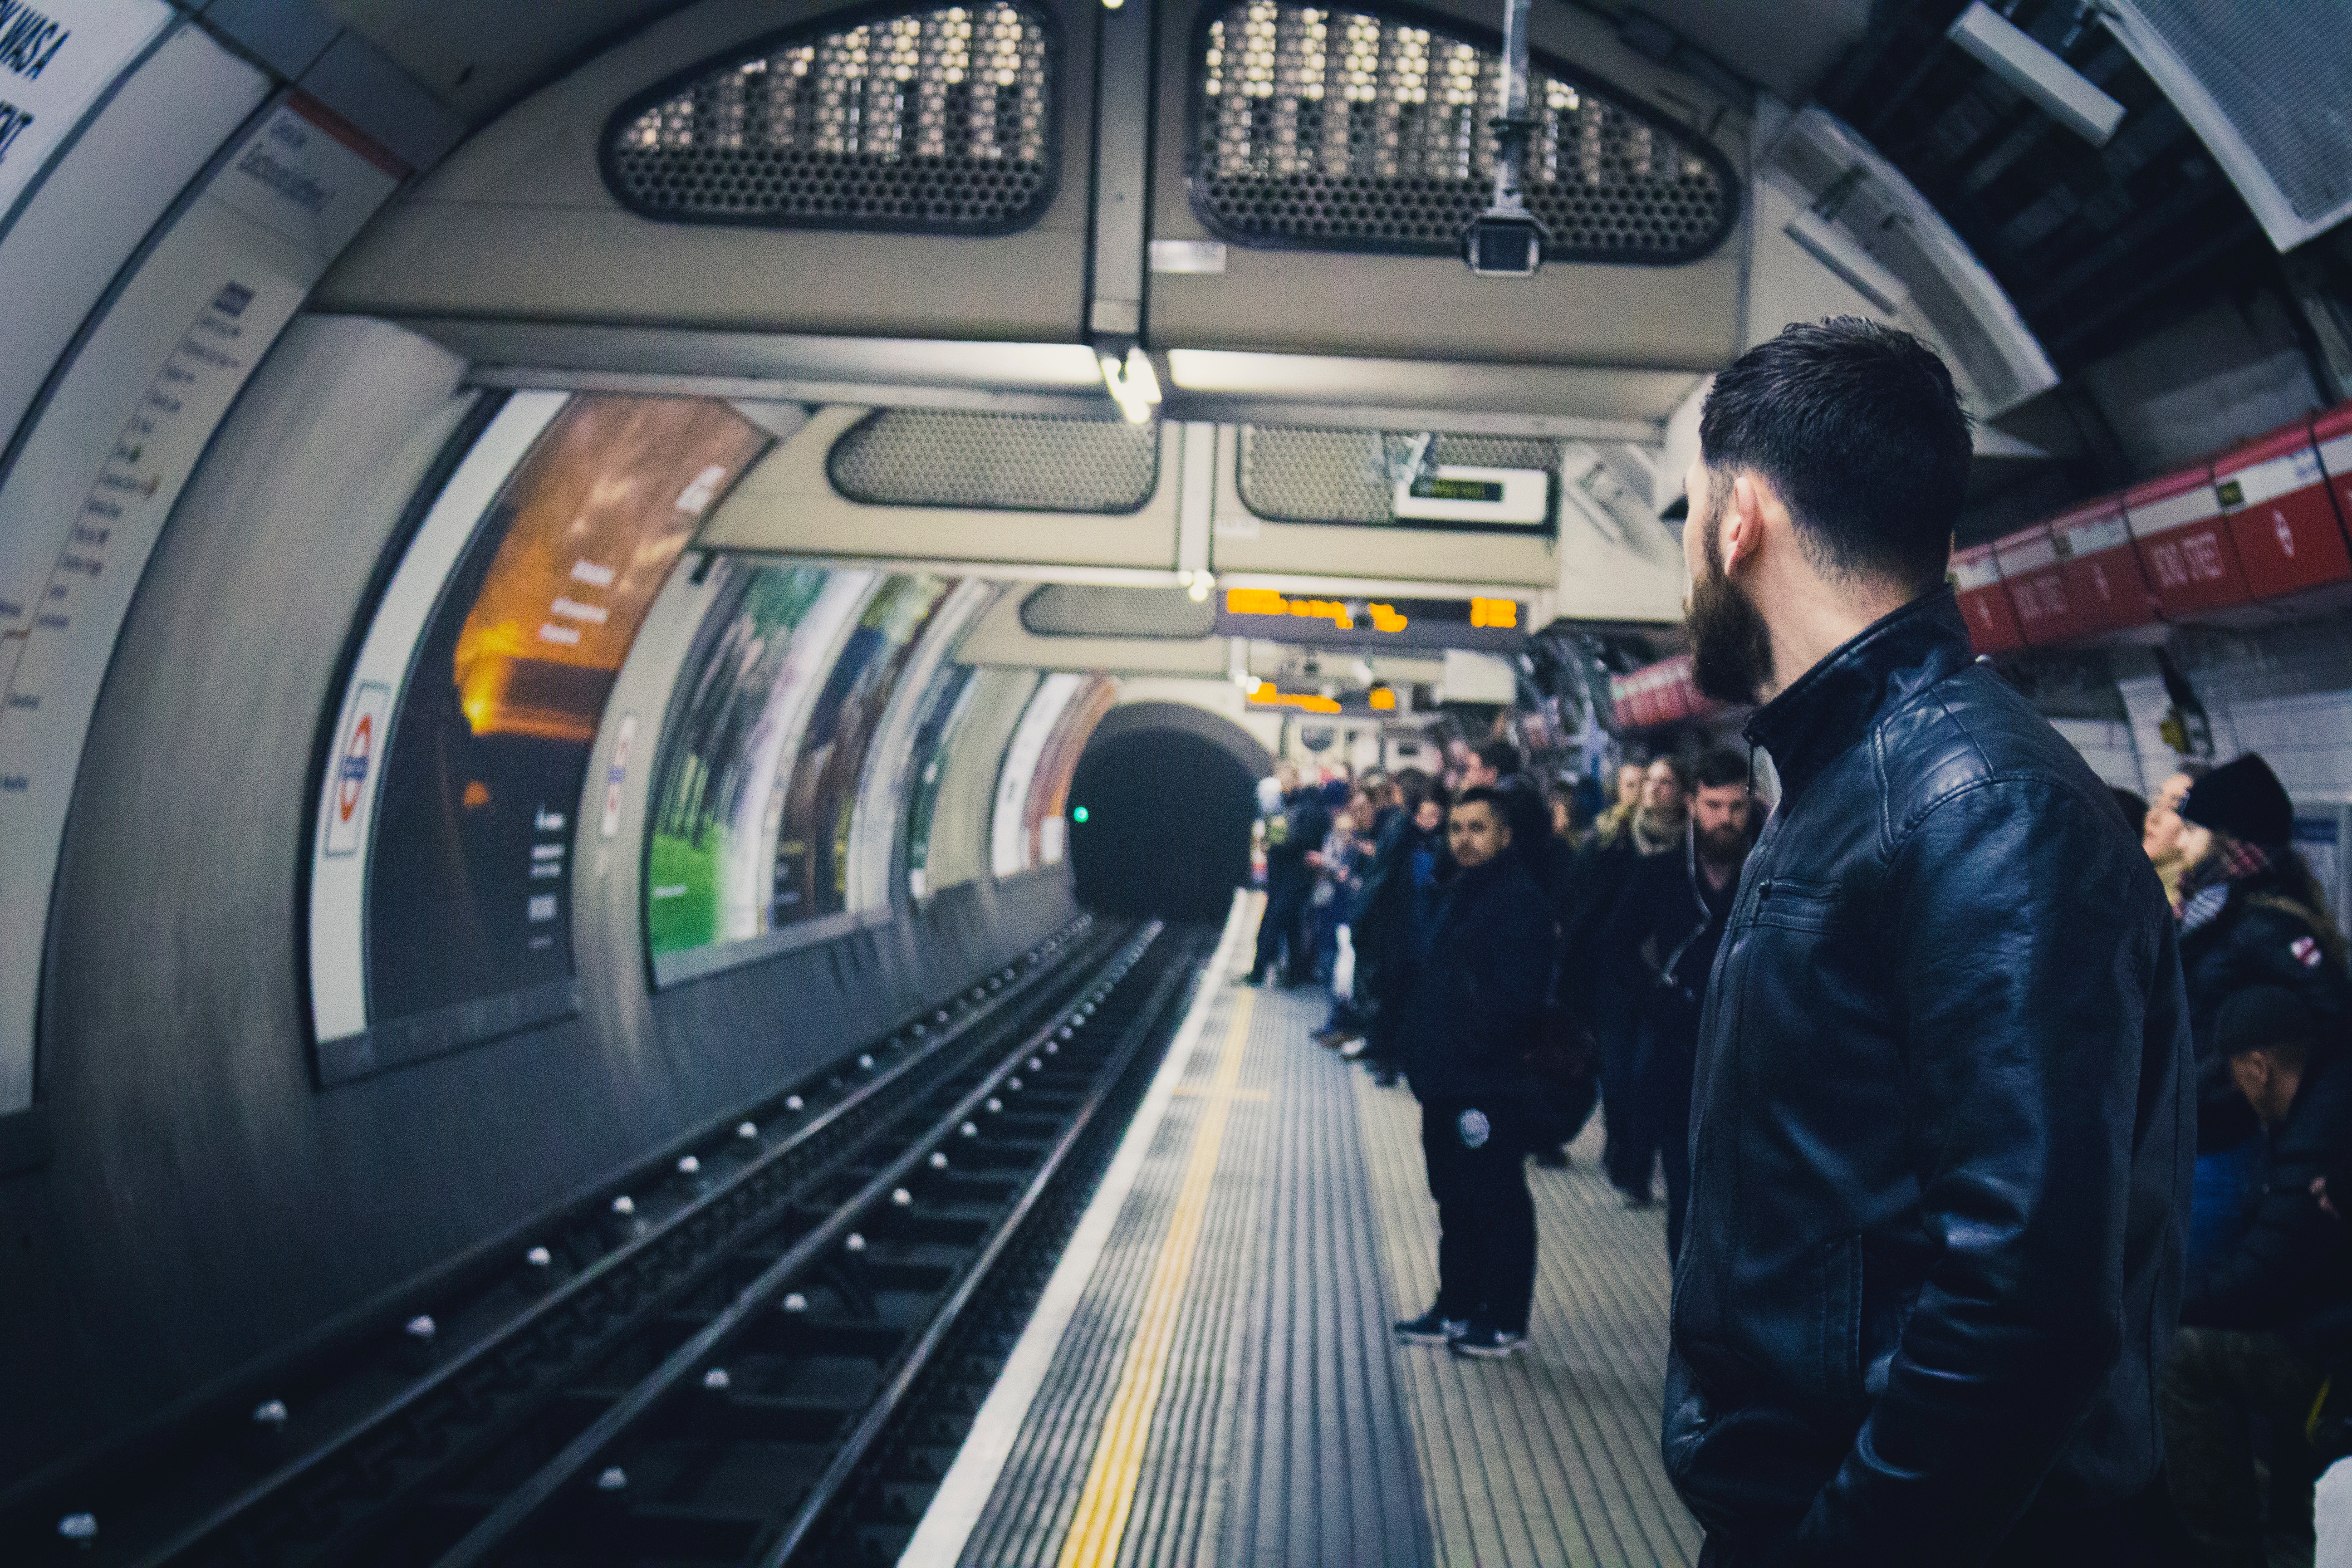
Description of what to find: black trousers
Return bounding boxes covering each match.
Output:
[1252,867,1312,981]
[1419,1099,1536,1333]
[1599,1021,1653,1197]
[1633,1016,1699,1259]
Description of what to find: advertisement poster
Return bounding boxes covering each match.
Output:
[353,396,766,1068]
[769,573,952,927]
[643,560,837,960]
[901,663,977,900]
[0,0,174,230]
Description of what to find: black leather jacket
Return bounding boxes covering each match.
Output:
[1662,590,2194,1567]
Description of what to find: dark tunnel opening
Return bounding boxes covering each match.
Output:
[1068,728,1258,923]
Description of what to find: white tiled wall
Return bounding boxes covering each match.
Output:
[2048,719,2147,794]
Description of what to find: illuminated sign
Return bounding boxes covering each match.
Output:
[1368,686,1397,711]
[1225,587,1409,633]
[1217,590,1527,652]
[1245,681,1342,714]
[1391,464,1549,526]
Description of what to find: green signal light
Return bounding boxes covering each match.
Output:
[1073,806,1090,823]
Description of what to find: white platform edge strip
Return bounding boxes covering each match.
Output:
[897,888,1257,1567]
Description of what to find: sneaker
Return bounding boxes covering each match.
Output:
[1531,1146,1569,1170]
[1449,1324,1528,1359]
[1393,1308,1468,1345]
[1235,971,1267,988]
[1620,1189,1656,1210]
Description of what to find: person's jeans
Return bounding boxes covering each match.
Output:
[2162,1324,2325,1568]
[2192,1137,2262,1269]
[1251,868,1312,981]
[1419,1099,1536,1333]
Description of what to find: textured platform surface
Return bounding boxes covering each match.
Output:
[911,903,1700,1568]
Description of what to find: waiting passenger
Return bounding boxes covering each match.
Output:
[1392,786,1555,1358]
[2163,986,2352,1568]
[1580,754,1693,1204]
[2172,754,2350,1269]
[1663,318,2192,1564]
[1592,744,1755,1255]
[2145,761,2213,911]
[1350,772,1442,1080]
[1242,765,1329,987]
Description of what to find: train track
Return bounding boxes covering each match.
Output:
[23,915,1212,1567]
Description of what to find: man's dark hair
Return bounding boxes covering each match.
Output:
[1454,785,1509,816]
[1700,318,1972,593]
[1474,739,1523,778]
[1693,745,1750,791]
[1393,768,1432,810]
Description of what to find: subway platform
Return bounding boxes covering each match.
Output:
[901,897,1700,1567]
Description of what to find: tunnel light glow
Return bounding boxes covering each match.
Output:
[1185,569,1213,602]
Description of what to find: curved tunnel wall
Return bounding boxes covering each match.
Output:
[2,314,1084,1490]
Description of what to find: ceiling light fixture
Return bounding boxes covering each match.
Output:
[1098,345,1162,423]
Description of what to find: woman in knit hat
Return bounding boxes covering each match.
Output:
[2174,753,2352,1266]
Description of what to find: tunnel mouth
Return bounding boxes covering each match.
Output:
[1068,715,1263,924]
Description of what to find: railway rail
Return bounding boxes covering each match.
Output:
[23,915,1211,1567]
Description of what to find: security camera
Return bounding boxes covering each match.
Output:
[1463,209,1546,277]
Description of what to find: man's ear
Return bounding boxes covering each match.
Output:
[1722,472,1769,575]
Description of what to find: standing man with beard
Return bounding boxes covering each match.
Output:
[1663,319,2193,1566]
[1595,745,1756,1258]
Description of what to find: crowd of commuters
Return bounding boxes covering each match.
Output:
[1251,319,2352,1563]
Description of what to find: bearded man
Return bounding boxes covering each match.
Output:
[1662,319,2194,1566]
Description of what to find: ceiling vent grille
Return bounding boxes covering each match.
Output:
[2102,1,2352,251]
[1239,427,1559,523]
[1020,585,1220,637]
[1191,1,1736,259]
[603,3,1058,233]
[828,411,1159,511]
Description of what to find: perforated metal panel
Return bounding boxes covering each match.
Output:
[1019,584,1219,637]
[1191,2,1735,259]
[603,3,1058,232]
[828,411,1160,511]
[1239,427,1559,524]
[2114,0,2352,245]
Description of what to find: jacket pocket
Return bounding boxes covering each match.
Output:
[1750,877,1839,933]
[1816,1233,1864,1412]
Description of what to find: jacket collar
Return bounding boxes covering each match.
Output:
[1742,587,1976,804]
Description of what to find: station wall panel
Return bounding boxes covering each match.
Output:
[2126,466,2253,618]
[2216,416,2352,603]
[2048,495,2156,636]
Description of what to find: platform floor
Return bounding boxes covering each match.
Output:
[902,902,1700,1567]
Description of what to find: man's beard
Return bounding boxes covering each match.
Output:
[1698,822,1749,866]
[1686,517,1773,706]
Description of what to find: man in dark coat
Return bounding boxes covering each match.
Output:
[1391,786,1555,1359]
[1663,319,2193,1566]
[2163,986,2352,1565]
[1593,744,1755,1258]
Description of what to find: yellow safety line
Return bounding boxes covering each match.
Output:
[1054,988,1255,1568]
